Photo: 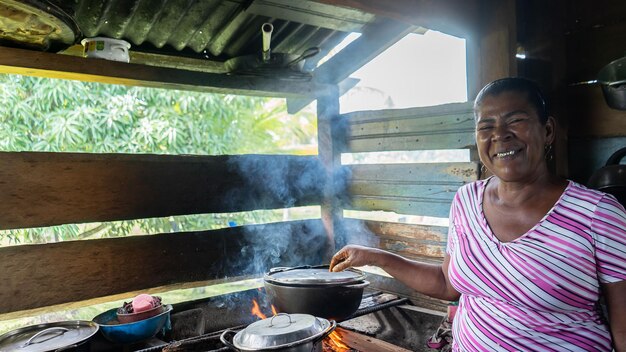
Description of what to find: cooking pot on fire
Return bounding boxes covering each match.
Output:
[588,147,626,206]
[220,313,335,352]
[264,265,369,321]
[0,320,99,352]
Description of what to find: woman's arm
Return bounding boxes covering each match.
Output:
[329,245,460,301]
[602,280,626,351]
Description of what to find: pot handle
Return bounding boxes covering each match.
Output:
[343,280,370,289]
[321,319,337,339]
[220,328,238,350]
[606,147,626,166]
[22,327,69,347]
[286,47,321,67]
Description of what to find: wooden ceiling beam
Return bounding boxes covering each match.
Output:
[312,0,479,38]
[287,18,415,113]
[0,46,331,98]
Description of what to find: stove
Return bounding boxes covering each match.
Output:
[88,288,446,352]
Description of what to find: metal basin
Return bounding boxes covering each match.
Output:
[92,304,172,344]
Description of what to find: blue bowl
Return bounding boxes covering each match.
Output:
[92,304,172,344]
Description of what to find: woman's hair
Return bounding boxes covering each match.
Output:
[474,77,549,124]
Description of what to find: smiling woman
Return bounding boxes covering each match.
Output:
[329,77,626,351]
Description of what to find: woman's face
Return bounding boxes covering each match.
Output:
[475,91,555,183]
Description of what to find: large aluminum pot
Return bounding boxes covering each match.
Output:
[597,56,626,110]
[588,147,626,206]
[264,266,369,321]
[0,321,98,352]
[220,313,335,352]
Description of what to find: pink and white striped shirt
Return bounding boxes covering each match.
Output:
[447,178,626,351]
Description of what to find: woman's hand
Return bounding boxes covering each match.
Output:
[329,245,381,272]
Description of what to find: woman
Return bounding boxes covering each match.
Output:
[330,78,626,351]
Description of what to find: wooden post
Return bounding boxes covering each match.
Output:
[466,0,517,99]
[317,85,345,257]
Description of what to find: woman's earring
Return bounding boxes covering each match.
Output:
[480,164,488,176]
[544,144,554,161]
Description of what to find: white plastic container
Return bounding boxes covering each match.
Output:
[81,37,131,63]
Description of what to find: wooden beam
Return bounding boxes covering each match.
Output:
[287,77,359,114]
[331,327,412,352]
[286,18,415,113]
[317,86,346,255]
[0,152,326,230]
[314,18,415,85]
[313,0,479,38]
[0,219,328,314]
[0,46,330,98]
[247,0,375,32]
[466,0,517,98]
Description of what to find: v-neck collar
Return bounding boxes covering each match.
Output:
[477,176,572,246]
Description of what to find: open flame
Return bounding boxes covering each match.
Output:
[250,299,267,320]
[325,330,352,352]
[250,299,279,320]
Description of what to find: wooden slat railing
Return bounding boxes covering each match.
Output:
[0,152,327,230]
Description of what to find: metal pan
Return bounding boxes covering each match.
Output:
[0,320,98,352]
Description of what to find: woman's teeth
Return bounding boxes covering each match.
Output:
[497,150,516,157]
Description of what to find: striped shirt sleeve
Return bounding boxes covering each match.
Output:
[592,193,626,283]
[446,194,459,256]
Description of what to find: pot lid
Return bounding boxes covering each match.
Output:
[0,0,80,51]
[265,266,365,286]
[0,320,98,352]
[233,313,330,350]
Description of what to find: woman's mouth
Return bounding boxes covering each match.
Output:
[494,149,521,159]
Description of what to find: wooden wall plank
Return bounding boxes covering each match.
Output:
[0,46,329,98]
[346,219,448,259]
[344,103,475,152]
[0,152,326,230]
[345,163,478,217]
[349,162,480,184]
[343,102,474,123]
[351,182,462,200]
[349,196,452,218]
[343,219,449,310]
[348,133,476,153]
[0,219,328,314]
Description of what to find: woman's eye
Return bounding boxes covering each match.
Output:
[477,126,493,131]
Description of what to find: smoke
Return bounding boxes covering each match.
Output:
[226,155,327,209]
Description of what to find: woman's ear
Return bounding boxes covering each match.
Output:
[545,116,557,144]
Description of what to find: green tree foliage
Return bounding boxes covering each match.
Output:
[0,74,317,245]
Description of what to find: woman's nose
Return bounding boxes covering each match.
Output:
[491,123,513,142]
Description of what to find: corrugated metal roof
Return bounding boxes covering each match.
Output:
[58,0,375,66]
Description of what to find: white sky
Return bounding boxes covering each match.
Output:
[340,30,468,113]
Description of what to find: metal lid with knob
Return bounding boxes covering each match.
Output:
[222,313,335,351]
